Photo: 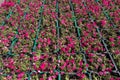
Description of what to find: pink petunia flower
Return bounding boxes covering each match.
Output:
[61,19,66,26]
[37,44,41,49]
[18,72,25,78]
[33,56,39,61]
[101,20,107,26]
[115,50,120,55]
[1,1,15,7]
[89,58,93,62]
[22,48,28,53]
[99,71,103,76]
[81,74,86,79]
[51,12,56,19]
[97,58,102,62]
[72,0,80,4]
[61,62,67,70]
[79,60,83,66]
[48,77,52,80]
[17,78,22,80]
[117,36,120,39]
[47,38,51,45]
[116,78,120,80]
[39,78,44,80]
[7,75,12,80]
[110,78,115,80]
[109,37,114,42]
[39,62,46,70]
[111,43,115,47]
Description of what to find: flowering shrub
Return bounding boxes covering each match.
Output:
[0,0,120,80]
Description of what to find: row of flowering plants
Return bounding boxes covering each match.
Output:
[0,0,120,80]
[72,0,120,79]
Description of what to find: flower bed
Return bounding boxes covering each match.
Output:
[0,0,120,80]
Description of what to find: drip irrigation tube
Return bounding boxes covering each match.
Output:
[83,0,120,76]
[94,0,117,28]
[0,0,120,79]
[56,0,61,80]
[29,0,46,79]
[6,4,30,57]
[69,0,92,80]
[31,0,45,52]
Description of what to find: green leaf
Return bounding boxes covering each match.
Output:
[65,75,69,80]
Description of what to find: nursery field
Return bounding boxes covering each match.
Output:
[0,0,120,80]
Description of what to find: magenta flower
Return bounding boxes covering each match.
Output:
[1,1,15,7]
[101,20,107,26]
[111,43,115,47]
[115,50,120,54]
[66,13,72,18]
[97,58,102,62]
[22,48,28,53]
[32,52,36,55]
[48,77,52,80]
[79,60,83,66]
[18,72,25,78]
[81,74,86,79]
[68,43,75,48]
[24,32,29,38]
[117,36,120,39]
[51,12,56,19]
[61,19,66,26]
[47,38,51,45]
[75,7,81,13]
[39,62,46,70]
[116,78,120,80]
[109,37,114,42]
[87,53,95,57]
[1,38,9,45]
[37,44,41,49]
[99,71,103,76]
[39,78,44,80]
[89,58,93,62]
[43,43,47,47]
[102,71,107,76]
[6,75,12,80]
[33,56,39,61]
[33,63,37,70]
[61,62,67,70]
[52,29,56,35]
[102,0,109,7]
[39,38,43,42]
[110,78,115,80]
[17,78,22,80]
[83,31,89,36]
[72,0,79,4]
